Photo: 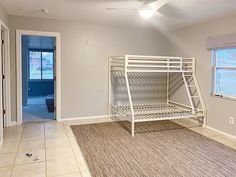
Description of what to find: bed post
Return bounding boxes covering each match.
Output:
[108,57,112,120]
[167,58,170,104]
[124,55,135,136]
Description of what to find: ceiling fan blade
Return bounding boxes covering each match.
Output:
[149,0,169,10]
[106,8,138,11]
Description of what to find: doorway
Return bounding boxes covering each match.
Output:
[16,30,61,124]
[22,35,56,122]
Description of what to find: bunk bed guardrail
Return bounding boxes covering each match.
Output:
[110,55,195,72]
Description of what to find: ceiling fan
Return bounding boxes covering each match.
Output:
[106,0,170,19]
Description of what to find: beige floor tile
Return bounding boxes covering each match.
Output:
[23,127,44,134]
[22,129,44,136]
[71,146,90,177]
[45,121,63,129]
[78,119,100,125]
[0,153,16,168]
[46,146,73,160]
[3,126,23,136]
[23,122,44,128]
[97,117,112,123]
[70,139,79,147]
[229,145,236,150]
[191,128,220,137]
[11,162,46,177]
[45,126,65,133]
[210,135,236,146]
[54,172,82,177]
[15,149,45,165]
[63,120,81,127]
[46,138,69,149]
[18,140,45,152]
[0,142,19,153]
[45,133,67,140]
[3,135,21,143]
[21,134,45,142]
[217,135,236,144]
[66,130,75,137]
[47,154,79,177]
[0,166,12,177]
[189,126,205,131]
[80,168,91,177]
[23,128,44,135]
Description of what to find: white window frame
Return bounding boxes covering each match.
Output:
[211,49,236,100]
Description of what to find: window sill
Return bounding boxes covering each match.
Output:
[29,79,54,83]
[211,94,236,101]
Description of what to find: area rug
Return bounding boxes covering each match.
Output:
[71,121,236,177]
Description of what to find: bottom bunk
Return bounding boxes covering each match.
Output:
[111,102,204,123]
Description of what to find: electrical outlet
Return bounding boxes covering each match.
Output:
[229,117,234,125]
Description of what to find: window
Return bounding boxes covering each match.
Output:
[212,48,236,98]
[29,50,54,80]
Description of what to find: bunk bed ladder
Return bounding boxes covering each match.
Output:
[192,73,207,126]
[182,72,207,126]
[182,72,196,114]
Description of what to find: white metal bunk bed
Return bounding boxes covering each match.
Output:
[109,55,206,136]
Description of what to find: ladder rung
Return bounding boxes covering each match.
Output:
[184,75,192,76]
[191,96,199,98]
[188,85,195,87]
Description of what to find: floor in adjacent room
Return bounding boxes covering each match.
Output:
[0,118,236,177]
[22,96,54,123]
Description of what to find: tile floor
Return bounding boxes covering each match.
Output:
[0,118,236,177]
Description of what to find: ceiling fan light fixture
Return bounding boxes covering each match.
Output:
[138,5,155,19]
[41,9,49,14]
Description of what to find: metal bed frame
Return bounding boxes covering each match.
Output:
[108,55,206,136]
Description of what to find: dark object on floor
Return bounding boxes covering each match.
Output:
[71,120,236,177]
[33,156,39,161]
[45,94,54,112]
[26,153,32,158]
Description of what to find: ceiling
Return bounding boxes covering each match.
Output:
[1,0,236,30]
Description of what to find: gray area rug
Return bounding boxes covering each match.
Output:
[71,121,236,177]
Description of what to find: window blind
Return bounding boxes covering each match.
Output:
[207,33,236,50]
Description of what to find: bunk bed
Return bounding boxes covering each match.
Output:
[109,55,206,136]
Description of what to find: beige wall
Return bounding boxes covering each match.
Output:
[0,2,8,25]
[167,14,236,136]
[9,15,171,120]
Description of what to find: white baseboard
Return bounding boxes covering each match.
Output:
[58,115,110,122]
[206,126,236,140]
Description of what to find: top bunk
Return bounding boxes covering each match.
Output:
[110,55,195,73]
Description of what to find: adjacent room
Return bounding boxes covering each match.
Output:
[22,35,55,122]
[0,0,235,177]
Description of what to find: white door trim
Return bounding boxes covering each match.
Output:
[0,20,11,127]
[16,30,61,124]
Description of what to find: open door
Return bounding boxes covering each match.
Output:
[0,27,4,143]
[1,29,6,126]
[53,37,56,119]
